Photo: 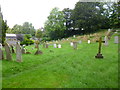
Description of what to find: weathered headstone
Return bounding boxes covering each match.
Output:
[21,45,26,54]
[114,36,119,44]
[53,43,57,48]
[73,42,77,50]
[16,42,22,62]
[45,43,49,48]
[73,35,76,38]
[104,36,108,46]
[0,43,4,60]
[88,40,90,44]
[95,37,105,58]
[58,44,61,48]
[4,42,12,61]
[70,42,73,46]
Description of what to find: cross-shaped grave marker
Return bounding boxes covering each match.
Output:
[95,37,105,58]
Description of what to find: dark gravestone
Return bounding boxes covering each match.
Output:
[95,37,105,58]
[4,42,12,61]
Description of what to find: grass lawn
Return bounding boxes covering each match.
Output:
[2,34,118,88]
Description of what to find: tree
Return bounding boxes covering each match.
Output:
[109,2,120,28]
[44,7,66,40]
[2,20,8,45]
[71,2,109,35]
[62,8,73,37]
[35,29,43,41]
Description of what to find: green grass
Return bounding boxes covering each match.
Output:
[2,34,118,88]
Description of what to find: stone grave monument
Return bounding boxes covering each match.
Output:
[16,42,22,62]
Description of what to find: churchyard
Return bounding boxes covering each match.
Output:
[1,29,119,88]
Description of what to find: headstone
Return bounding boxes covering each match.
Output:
[58,44,61,48]
[70,42,73,46]
[73,42,77,50]
[4,42,12,61]
[88,40,90,44]
[0,43,4,60]
[78,40,82,44]
[114,36,119,44]
[95,37,105,58]
[21,45,26,54]
[45,43,49,48]
[104,36,108,46]
[16,42,22,62]
[73,35,76,38]
[53,43,57,48]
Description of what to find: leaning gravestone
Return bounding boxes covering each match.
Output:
[0,43,4,60]
[104,36,108,46]
[73,42,77,50]
[114,36,119,44]
[4,42,12,61]
[16,42,22,62]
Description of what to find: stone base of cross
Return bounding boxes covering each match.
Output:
[95,53,103,58]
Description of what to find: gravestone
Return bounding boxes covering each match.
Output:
[114,36,119,44]
[73,35,76,38]
[45,43,49,48]
[11,45,15,53]
[0,43,4,60]
[21,45,26,54]
[78,40,82,44]
[58,44,61,48]
[104,36,108,46]
[70,42,73,46]
[16,42,22,62]
[95,37,105,58]
[4,42,12,61]
[73,42,77,50]
[53,43,57,48]
[88,40,90,44]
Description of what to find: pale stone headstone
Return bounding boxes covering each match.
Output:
[58,44,61,48]
[73,42,77,50]
[70,42,73,46]
[53,44,57,48]
[104,36,108,46]
[114,36,119,44]
[73,35,76,38]
[78,40,82,44]
[16,42,22,62]
[0,43,2,49]
[88,40,90,44]
[4,42,12,61]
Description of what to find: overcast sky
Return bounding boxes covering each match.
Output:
[0,0,79,29]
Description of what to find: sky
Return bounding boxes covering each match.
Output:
[0,0,79,29]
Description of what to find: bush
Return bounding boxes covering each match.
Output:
[20,39,34,46]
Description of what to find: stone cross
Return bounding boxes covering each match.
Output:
[114,36,119,44]
[104,36,108,46]
[16,42,22,62]
[73,42,77,50]
[4,42,12,61]
[95,37,105,58]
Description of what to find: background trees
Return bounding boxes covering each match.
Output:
[44,7,66,40]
